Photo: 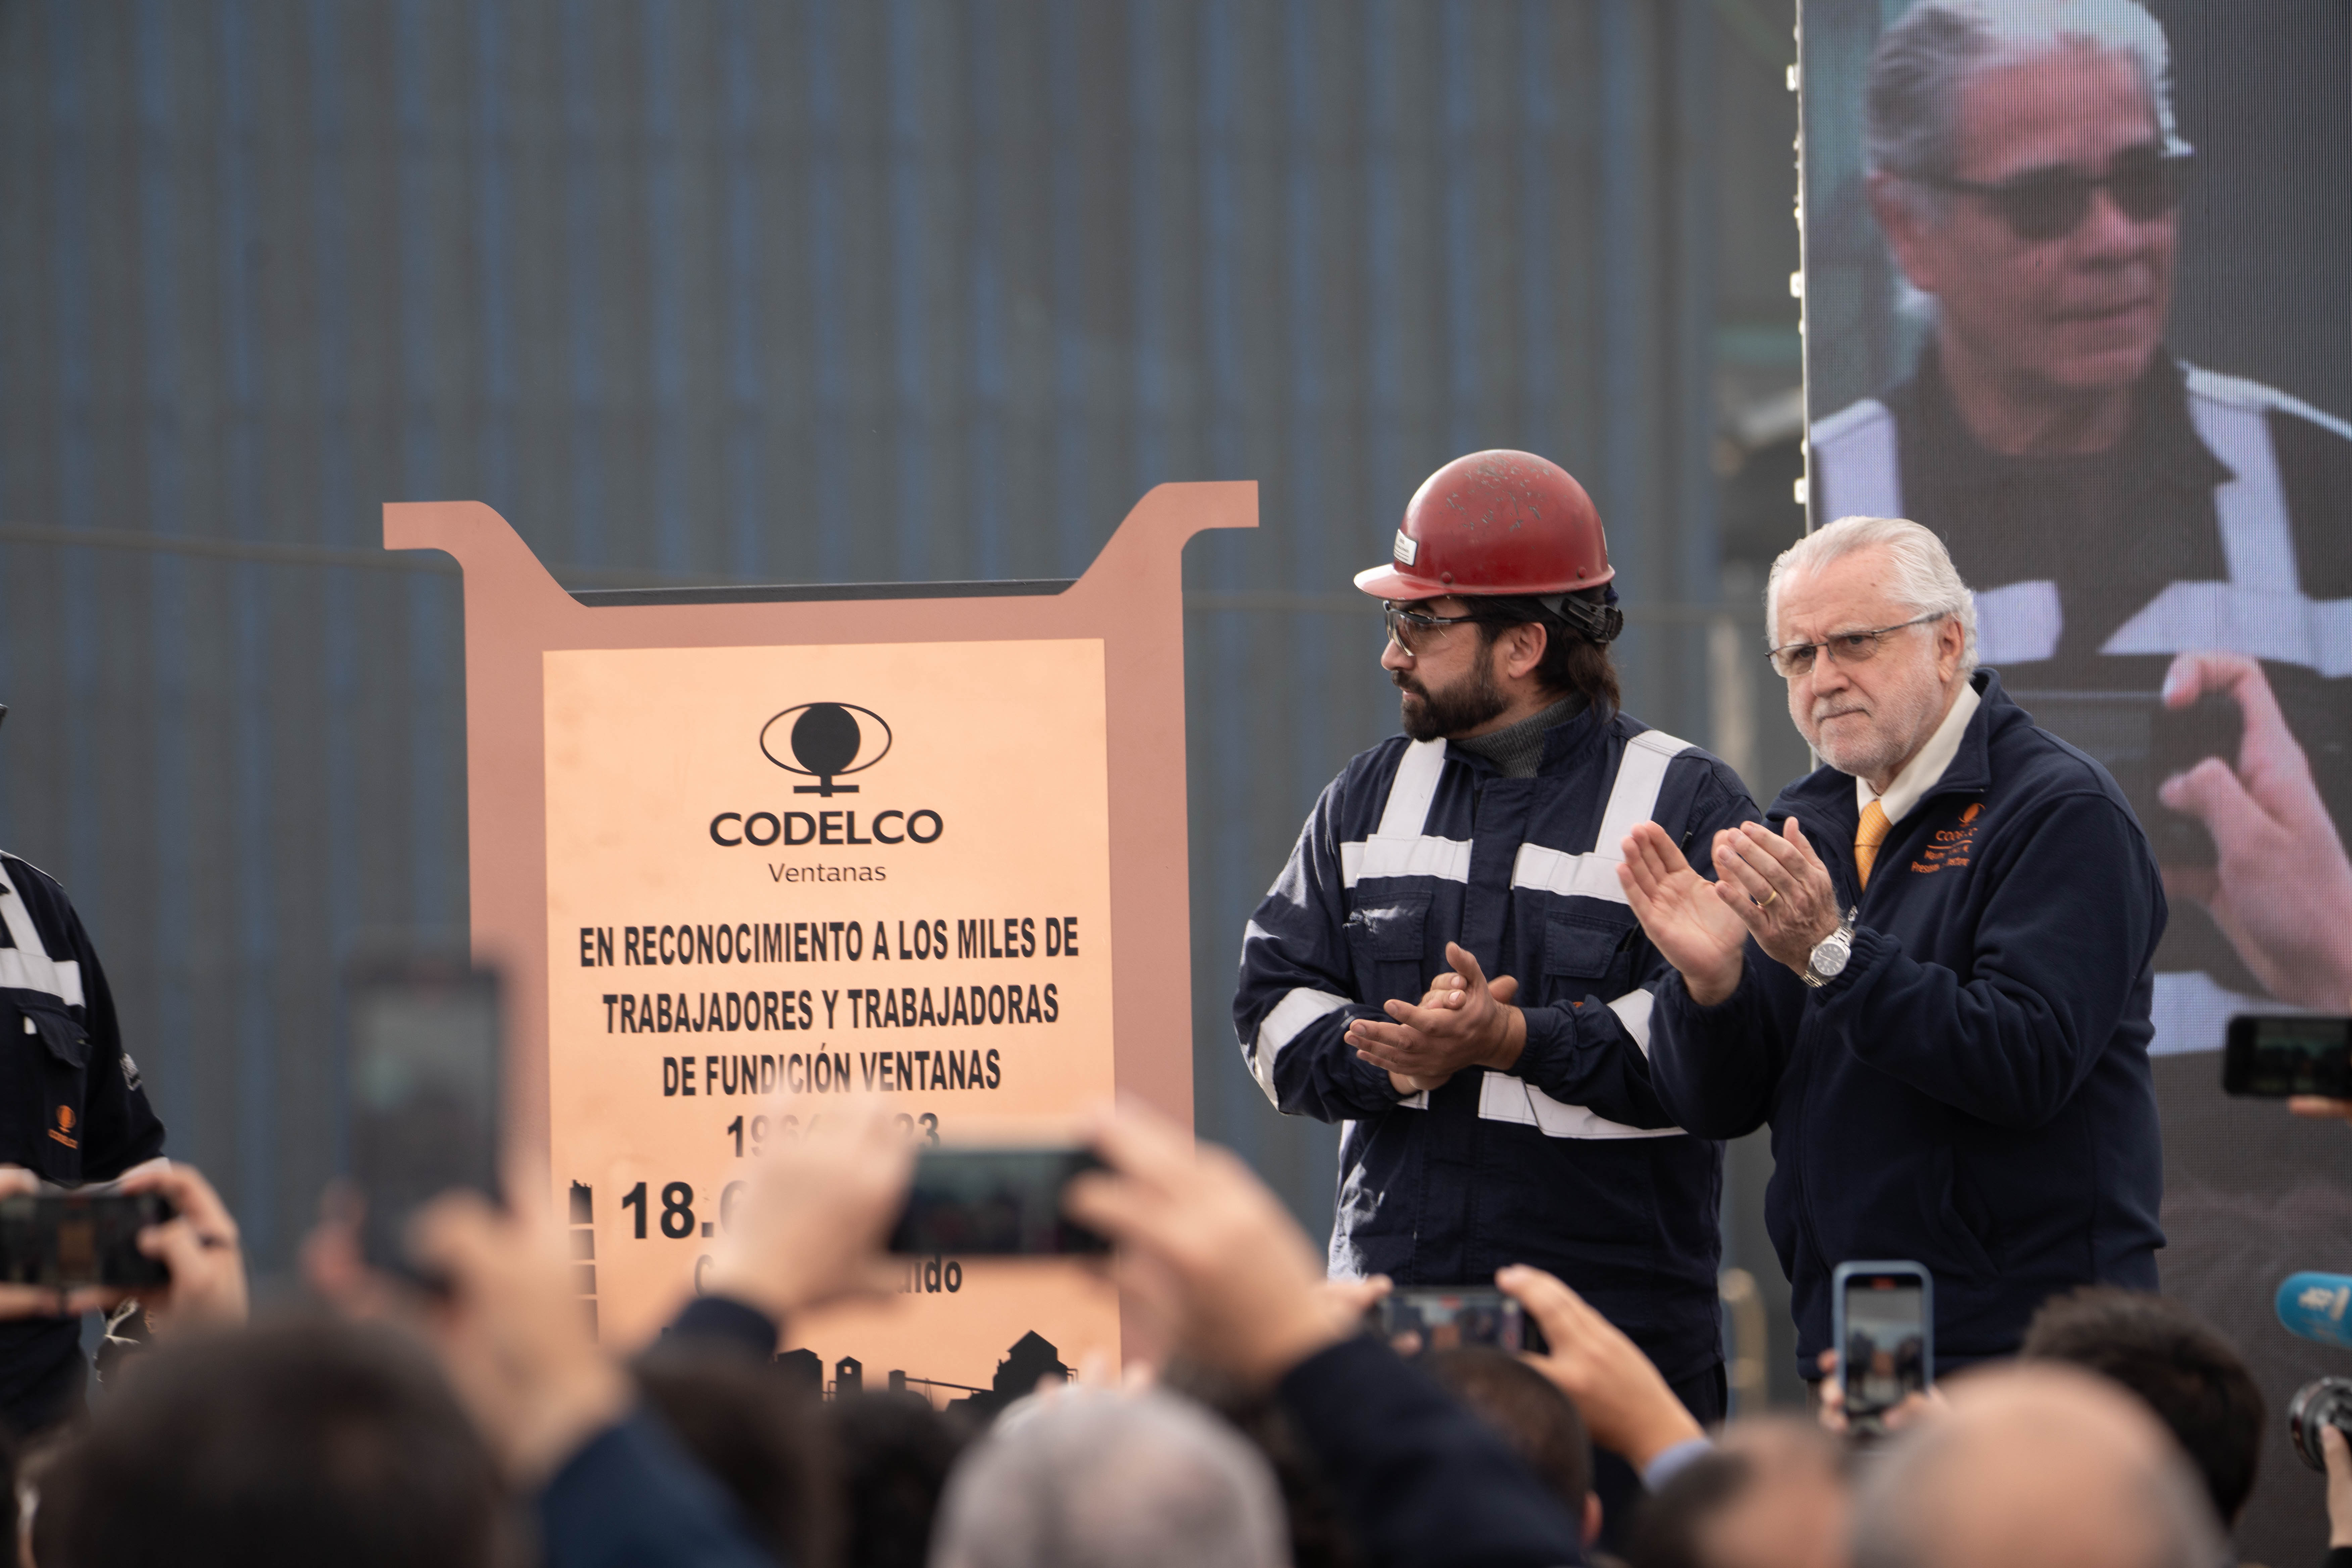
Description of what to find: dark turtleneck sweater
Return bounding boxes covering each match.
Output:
[1451,694,1587,778]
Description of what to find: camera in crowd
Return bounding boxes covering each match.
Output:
[2274,1275,2352,1472]
[2289,1377,2352,1472]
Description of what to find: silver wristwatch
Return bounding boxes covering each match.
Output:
[1802,910,1858,989]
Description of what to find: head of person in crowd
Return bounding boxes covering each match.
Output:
[1765,515,1976,791]
[635,1346,841,1568]
[1865,0,2185,452]
[825,1388,972,1568]
[1627,1418,1852,1568]
[1159,1356,1361,1568]
[1426,1346,1602,1546]
[2019,1285,2264,1528]
[1851,1362,2224,1568]
[1354,450,1626,740]
[39,1315,507,1568]
[928,1386,1287,1568]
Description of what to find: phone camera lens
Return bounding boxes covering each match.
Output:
[2287,1376,2352,1471]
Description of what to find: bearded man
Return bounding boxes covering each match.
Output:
[1234,451,1759,1524]
[1621,514,2166,1387]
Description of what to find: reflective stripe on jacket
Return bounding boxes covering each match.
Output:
[1235,703,1760,1381]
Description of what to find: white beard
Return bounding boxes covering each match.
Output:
[1800,666,1949,785]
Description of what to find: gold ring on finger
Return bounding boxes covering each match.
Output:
[1756,888,1779,909]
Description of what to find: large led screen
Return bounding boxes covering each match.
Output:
[1799,2,2352,1552]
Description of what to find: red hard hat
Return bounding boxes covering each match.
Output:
[1353,449,1614,601]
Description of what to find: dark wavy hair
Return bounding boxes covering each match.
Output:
[1469,589,1621,717]
[41,1317,505,1568]
[2021,1286,2265,1525]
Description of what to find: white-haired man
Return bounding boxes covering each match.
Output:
[1620,516,2166,1384]
[1849,1364,2224,1568]
[930,1389,1290,1568]
[1812,0,2352,1045]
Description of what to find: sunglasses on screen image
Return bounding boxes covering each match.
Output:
[1919,143,2192,243]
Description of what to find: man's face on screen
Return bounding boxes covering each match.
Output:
[1883,45,2177,405]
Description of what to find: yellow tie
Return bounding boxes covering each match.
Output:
[1855,800,1892,888]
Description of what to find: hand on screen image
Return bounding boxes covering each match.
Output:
[2156,652,2352,1009]
[1497,1263,1704,1471]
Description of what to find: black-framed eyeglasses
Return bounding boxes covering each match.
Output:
[1917,142,2191,244]
[1766,612,1947,679]
[1383,601,1482,656]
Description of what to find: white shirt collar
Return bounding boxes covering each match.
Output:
[1855,679,1981,827]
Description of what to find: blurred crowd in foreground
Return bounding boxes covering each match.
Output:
[0,1099,2339,1568]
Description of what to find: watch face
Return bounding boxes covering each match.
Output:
[1813,936,1851,979]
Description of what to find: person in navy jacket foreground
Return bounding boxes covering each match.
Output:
[1619,514,2166,1385]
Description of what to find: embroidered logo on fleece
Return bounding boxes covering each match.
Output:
[1911,802,1982,875]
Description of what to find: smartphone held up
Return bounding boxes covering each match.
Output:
[1372,1287,1537,1358]
[345,954,503,1277]
[1833,1260,1933,1439]
[0,1188,175,1290]
[887,1146,1108,1257]
[2223,1014,2352,1100]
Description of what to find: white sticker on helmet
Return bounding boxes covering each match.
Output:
[1393,529,1418,567]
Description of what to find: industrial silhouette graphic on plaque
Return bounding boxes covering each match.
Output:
[971,1331,1071,1409]
[774,1331,1071,1413]
[761,701,891,797]
[778,1348,822,1395]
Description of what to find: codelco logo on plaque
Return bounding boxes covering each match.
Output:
[388,484,1249,1403]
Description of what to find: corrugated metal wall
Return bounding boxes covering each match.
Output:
[0,0,1742,1273]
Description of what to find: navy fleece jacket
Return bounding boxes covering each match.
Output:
[1278,1335,1586,1567]
[539,1409,781,1568]
[1649,670,2166,1377]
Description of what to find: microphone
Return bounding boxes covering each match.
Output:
[2276,1273,2352,1350]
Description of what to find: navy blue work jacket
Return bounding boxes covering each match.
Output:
[0,850,167,1434]
[1649,670,2167,1378]
[1236,704,1759,1383]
